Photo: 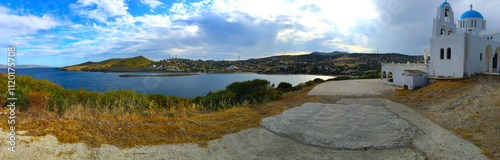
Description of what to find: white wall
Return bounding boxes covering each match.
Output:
[404,75,428,90]
[381,63,428,86]
[429,33,466,78]
[465,35,500,75]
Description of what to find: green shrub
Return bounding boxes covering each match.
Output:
[313,78,325,83]
[305,80,316,86]
[277,82,293,92]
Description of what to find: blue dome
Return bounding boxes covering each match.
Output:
[459,10,484,19]
[439,2,450,8]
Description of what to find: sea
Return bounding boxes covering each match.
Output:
[0,68,335,98]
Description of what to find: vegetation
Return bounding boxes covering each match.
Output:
[0,72,323,148]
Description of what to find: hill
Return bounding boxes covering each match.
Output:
[57,52,423,75]
[57,56,152,72]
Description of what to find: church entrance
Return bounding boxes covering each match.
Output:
[495,47,500,72]
[485,45,493,72]
[493,53,498,70]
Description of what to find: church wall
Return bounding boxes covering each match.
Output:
[430,33,466,78]
[466,35,500,74]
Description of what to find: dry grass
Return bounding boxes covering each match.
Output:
[388,75,500,159]
[0,86,318,148]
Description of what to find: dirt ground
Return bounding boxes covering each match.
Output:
[386,75,500,159]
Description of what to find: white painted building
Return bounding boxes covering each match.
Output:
[382,1,500,89]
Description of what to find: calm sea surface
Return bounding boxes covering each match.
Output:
[0,68,334,98]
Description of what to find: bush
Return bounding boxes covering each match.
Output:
[226,79,281,103]
[305,80,316,86]
[313,78,325,83]
[194,79,282,111]
[276,82,293,92]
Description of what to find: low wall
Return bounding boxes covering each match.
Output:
[381,63,428,86]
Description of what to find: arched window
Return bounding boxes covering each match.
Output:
[445,6,451,22]
[474,20,477,27]
[440,48,445,59]
[480,53,483,61]
[441,26,445,36]
[448,28,453,35]
[446,48,451,59]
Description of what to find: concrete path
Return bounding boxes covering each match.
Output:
[308,79,398,96]
[262,102,417,150]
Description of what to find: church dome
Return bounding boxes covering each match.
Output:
[439,2,450,8]
[459,10,484,19]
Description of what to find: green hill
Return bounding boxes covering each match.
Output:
[58,56,152,72]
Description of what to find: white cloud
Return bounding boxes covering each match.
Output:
[135,14,172,28]
[322,37,374,53]
[0,5,58,45]
[71,0,129,22]
[141,0,163,10]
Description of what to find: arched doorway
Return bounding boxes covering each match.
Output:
[388,72,393,83]
[382,71,387,81]
[495,47,500,72]
[486,45,493,72]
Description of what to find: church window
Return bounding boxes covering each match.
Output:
[440,48,445,59]
[448,28,452,35]
[447,48,451,59]
[480,53,483,61]
[471,20,473,27]
[474,20,477,27]
[441,26,445,36]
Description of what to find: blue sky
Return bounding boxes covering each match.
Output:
[1,0,500,67]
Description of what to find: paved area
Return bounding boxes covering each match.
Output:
[308,79,398,96]
[262,102,417,149]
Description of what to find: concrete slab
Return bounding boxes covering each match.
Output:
[262,102,417,150]
[307,79,398,96]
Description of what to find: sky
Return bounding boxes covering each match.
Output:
[1,0,500,67]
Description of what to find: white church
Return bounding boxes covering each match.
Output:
[381,1,500,90]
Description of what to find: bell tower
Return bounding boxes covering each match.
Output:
[432,1,456,38]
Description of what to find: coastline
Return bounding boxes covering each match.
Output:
[55,68,339,77]
[119,73,198,77]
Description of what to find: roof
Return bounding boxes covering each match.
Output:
[459,10,484,20]
[404,70,428,76]
[439,2,450,8]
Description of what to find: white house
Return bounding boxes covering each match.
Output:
[382,1,500,89]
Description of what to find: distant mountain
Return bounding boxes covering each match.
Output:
[0,64,51,68]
